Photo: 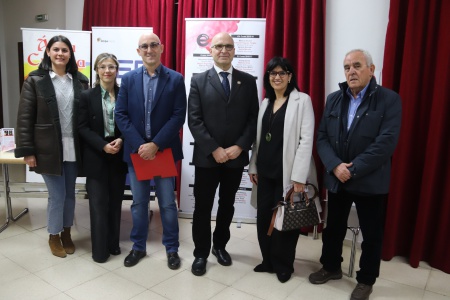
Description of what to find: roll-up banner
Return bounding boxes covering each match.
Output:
[21,28,91,183]
[180,18,266,222]
[91,27,153,86]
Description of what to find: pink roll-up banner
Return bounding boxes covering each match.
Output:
[180,18,266,222]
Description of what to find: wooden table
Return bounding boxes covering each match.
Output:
[0,152,29,233]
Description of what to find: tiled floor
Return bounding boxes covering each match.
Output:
[1,196,449,300]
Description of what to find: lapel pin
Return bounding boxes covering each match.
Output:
[237,81,241,85]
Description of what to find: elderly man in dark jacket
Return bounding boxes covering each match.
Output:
[309,49,402,300]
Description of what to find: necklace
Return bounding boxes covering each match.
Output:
[265,96,288,142]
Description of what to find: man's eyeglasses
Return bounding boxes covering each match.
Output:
[98,65,117,71]
[138,42,161,51]
[268,71,290,78]
[211,44,235,51]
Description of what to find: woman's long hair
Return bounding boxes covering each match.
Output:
[39,35,78,74]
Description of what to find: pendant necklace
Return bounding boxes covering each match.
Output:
[265,96,288,142]
[266,103,279,142]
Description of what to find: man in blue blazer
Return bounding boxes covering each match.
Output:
[115,32,187,269]
[188,32,259,276]
[309,49,402,300]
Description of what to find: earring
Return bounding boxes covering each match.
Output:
[288,80,290,83]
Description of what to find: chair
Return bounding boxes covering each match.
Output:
[313,198,360,278]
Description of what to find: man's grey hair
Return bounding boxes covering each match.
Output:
[345,49,374,66]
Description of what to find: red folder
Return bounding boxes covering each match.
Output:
[130,148,177,181]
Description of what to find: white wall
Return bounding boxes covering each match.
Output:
[0,0,83,128]
[325,0,390,96]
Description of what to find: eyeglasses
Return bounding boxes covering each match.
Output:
[138,42,161,51]
[268,71,290,78]
[211,44,235,51]
[98,65,117,71]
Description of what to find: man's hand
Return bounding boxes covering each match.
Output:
[212,147,229,163]
[333,162,353,183]
[224,145,243,160]
[138,142,159,160]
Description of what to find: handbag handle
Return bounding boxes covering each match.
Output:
[267,183,319,236]
[287,183,318,207]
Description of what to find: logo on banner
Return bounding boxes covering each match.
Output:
[96,37,116,43]
[196,34,210,47]
[25,35,86,78]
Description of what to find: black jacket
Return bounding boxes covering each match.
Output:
[317,77,402,194]
[14,69,89,175]
[188,67,259,168]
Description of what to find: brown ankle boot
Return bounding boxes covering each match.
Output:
[49,234,67,258]
[60,227,75,254]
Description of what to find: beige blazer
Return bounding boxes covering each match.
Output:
[249,88,318,208]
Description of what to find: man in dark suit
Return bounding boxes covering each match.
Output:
[115,33,187,269]
[188,32,259,276]
[309,49,402,300]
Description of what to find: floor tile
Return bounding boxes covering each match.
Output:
[150,270,227,300]
[211,287,263,300]
[130,290,170,300]
[65,272,146,300]
[0,257,30,284]
[380,256,431,289]
[0,273,61,300]
[1,196,449,300]
[0,231,45,257]
[232,271,302,300]
[427,268,450,296]
[423,291,450,300]
[35,256,108,291]
[113,256,182,289]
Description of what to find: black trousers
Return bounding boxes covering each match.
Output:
[320,190,386,285]
[192,165,243,258]
[86,157,127,262]
[256,175,300,274]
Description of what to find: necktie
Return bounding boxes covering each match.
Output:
[220,72,230,97]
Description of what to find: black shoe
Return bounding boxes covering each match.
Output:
[277,272,292,283]
[254,263,274,273]
[124,250,146,267]
[309,268,343,284]
[350,283,373,300]
[191,257,207,276]
[109,247,121,256]
[167,252,181,270]
[211,247,232,266]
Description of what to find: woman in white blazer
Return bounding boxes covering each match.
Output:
[249,57,316,283]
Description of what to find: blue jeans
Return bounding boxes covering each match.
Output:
[42,162,78,234]
[127,164,179,253]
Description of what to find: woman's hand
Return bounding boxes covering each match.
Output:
[293,181,305,193]
[249,173,258,185]
[24,155,37,168]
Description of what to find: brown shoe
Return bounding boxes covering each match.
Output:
[351,283,373,300]
[60,227,75,254]
[49,234,67,258]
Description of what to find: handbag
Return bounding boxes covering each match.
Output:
[267,183,320,236]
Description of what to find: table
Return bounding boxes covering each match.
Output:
[0,152,29,233]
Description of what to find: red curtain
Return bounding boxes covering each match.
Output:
[382,0,450,273]
[82,0,177,69]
